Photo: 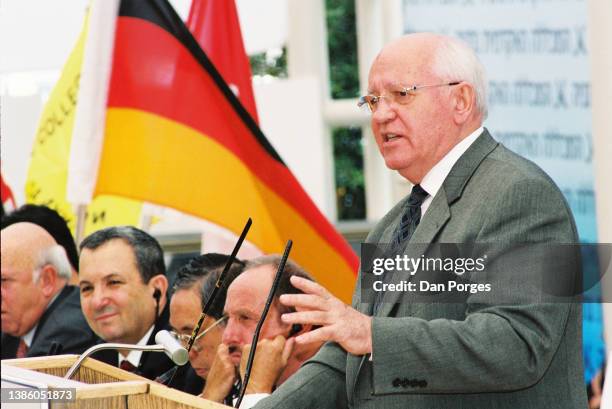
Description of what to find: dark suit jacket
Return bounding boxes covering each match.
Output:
[256,129,588,409]
[157,364,205,395]
[1,285,98,359]
[91,304,175,381]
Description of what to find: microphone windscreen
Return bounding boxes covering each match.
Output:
[155,330,189,366]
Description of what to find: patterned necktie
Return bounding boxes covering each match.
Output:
[120,359,137,373]
[372,184,429,315]
[16,338,28,358]
[392,184,429,250]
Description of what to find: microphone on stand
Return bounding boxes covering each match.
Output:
[64,330,189,380]
[235,240,293,408]
[155,330,189,365]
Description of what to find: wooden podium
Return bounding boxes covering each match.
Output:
[1,355,230,409]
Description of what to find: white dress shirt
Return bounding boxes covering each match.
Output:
[118,325,154,367]
[419,126,483,216]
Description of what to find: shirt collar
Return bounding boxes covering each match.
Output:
[420,126,483,200]
[22,325,38,347]
[119,325,155,367]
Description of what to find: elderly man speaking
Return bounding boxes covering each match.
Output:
[255,33,586,409]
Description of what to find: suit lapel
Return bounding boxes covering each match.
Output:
[29,286,73,348]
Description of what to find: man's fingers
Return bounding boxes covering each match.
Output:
[217,343,229,357]
[282,337,295,363]
[295,326,334,345]
[271,334,286,350]
[282,310,330,326]
[289,275,330,298]
[280,293,325,310]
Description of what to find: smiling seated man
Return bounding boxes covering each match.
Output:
[160,253,245,395]
[201,255,322,408]
[78,226,174,380]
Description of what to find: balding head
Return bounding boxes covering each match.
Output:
[2,222,55,271]
[1,222,71,336]
[366,32,486,183]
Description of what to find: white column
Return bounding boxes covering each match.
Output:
[286,0,336,221]
[356,0,405,222]
[587,0,612,348]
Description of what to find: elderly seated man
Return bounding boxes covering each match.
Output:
[202,255,322,407]
[1,222,97,358]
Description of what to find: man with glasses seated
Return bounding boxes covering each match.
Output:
[162,253,244,395]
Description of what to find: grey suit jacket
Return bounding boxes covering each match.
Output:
[256,129,587,409]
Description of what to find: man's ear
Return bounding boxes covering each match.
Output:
[37,264,58,298]
[452,82,476,124]
[148,275,169,305]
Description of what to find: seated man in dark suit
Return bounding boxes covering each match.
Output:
[202,255,322,407]
[163,253,245,394]
[78,226,174,380]
[1,222,97,358]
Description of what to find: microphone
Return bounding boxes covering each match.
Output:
[235,240,293,408]
[186,218,252,352]
[155,330,189,366]
[64,334,189,379]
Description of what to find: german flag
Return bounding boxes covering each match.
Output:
[94,0,358,301]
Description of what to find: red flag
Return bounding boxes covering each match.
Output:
[186,0,259,123]
[1,171,17,214]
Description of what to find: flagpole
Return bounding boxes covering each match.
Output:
[75,204,87,245]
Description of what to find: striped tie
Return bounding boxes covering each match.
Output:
[392,184,429,250]
[372,184,429,314]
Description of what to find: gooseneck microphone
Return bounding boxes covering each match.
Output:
[63,329,189,380]
[186,218,252,353]
[155,330,189,365]
[235,240,293,408]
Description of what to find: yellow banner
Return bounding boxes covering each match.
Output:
[25,10,143,237]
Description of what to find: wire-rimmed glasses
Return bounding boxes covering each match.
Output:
[358,81,461,113]
[170,315,228,353]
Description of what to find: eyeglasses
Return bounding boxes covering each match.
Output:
[170,315,228,353]
[357,81,461,113]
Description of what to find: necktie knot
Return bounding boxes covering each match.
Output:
[407,184,428,207]
[120,359,137,373]
[16,338,28,359]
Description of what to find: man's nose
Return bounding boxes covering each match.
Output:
[91,287,110,310]
[221,318,242,346]
[372,98,397,123]
[188,346,199,361]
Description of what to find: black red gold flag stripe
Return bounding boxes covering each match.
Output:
[94,0,358,301]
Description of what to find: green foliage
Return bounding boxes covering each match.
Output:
[326,0,359,99]
[327,0,365,220]
[249,47,288,78]
[333,127,365,220]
